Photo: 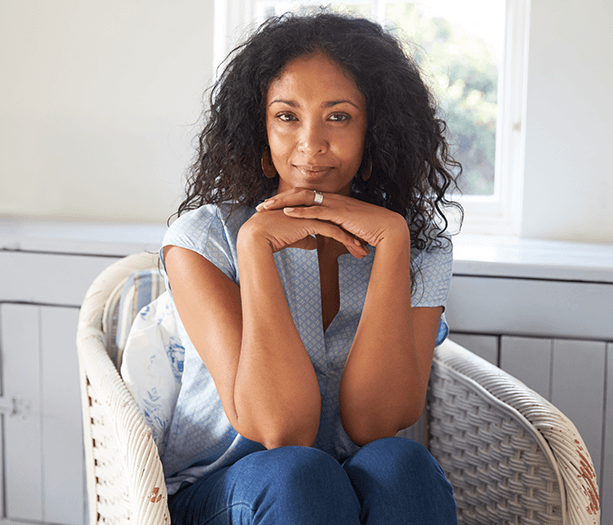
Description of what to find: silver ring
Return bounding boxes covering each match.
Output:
[313,190,324,206]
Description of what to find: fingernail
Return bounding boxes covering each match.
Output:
[256,203,264,211]
[284,207,295,212]
[353,238,361,246]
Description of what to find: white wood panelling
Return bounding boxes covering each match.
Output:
[446,276,613,341]
[0,251,120,304]
[2,304,43,522]
[500,336,552,400]
[449,333,498,365]
[0,307,3,519]
[0,219,165,256]
[550,339,606,484]
[1,304,84,525]
[40,307,84,525]
[602,343,613,525]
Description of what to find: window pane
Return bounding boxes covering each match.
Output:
[252,0,505,196]
[386,1,504,196]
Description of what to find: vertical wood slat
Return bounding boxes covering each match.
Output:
[601,343,612,524]
[550,338,606,484]
[500,336,552,400]
[449,333,499,365]
[41,307,84,525]
[0,306,3,519]
[2,304,43,522]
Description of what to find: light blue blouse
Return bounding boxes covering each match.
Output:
[159,203,453,495]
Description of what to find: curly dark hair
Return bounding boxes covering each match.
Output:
[178,11,462,254]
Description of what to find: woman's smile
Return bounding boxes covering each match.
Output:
[294,164,335,178]
[266,52,367,196]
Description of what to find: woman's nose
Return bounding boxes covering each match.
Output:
[297,120,328,155]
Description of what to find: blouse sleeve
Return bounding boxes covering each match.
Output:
[410,236,454,346]
[159,204,241,286]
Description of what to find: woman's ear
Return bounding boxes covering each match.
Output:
[261,146,278,179]
[359,152,372,182]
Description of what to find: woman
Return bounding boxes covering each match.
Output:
[160,11,461,525]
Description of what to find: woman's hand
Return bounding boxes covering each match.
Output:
[256,187,409,250]
[242,201,369,258]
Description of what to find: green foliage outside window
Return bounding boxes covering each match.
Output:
[384,3,499,196]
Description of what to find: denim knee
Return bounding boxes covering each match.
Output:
[343,437,458,525]
[240,446,361,524]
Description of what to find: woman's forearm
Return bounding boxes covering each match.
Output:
[339,223,428,445]
[234,230,321,449]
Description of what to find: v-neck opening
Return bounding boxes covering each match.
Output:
[272,247,374,349]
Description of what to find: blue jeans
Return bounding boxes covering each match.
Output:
[168,437,457,524]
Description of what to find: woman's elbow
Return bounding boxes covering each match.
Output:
[341,405,424,447]
[258,418,320,450]
[342,418,398,447]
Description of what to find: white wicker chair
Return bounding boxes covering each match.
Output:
[76,252,601,524]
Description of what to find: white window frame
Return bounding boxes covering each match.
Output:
[213,0,530,236]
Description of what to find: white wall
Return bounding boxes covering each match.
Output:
[521,0,613,244]
[0,1,214,224]
[1,0,612,242]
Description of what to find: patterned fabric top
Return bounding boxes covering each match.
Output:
[157,203,453,495]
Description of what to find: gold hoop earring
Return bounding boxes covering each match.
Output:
[360,155,372,182]
[261,147,277,179]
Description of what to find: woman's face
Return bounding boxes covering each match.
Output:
[266,52,367,196]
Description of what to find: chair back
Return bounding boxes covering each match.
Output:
[77,252,170,525]
[429,340,600,525]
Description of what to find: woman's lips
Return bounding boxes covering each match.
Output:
[295,165,334,178]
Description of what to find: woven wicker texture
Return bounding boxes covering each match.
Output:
[77,252,170,525]
[430,340,600,525]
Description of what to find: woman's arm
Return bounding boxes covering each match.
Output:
[259,189,444,445]
[338,220,442,445]
[164,208,367,449]
[165,242,320,449]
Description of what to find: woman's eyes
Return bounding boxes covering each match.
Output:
[275,112,351,122]
[277,113,297,122]
[328,113,351,122]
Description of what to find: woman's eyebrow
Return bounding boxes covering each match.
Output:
[268,99,298,107]
[322,100,361,109]
[268,99,361,109]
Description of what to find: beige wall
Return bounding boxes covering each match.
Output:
[0,1,214,223]
[521,0,613,243]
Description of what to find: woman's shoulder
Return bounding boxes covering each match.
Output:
[161,202,256,284]
[410,229,453,307]
[410,219,453,263]
[163,202,256,248]
[413,234,453,265]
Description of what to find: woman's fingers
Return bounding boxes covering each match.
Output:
[286,236,318,251]
[281,219,366,258]
[246,208,368,258]
[256,188,324,211]
[310,221,367,257]
[255,188,403,250]
[283,205,375,248]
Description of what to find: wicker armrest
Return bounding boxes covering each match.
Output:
[77,253,170,525]
[428,339,599,525]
